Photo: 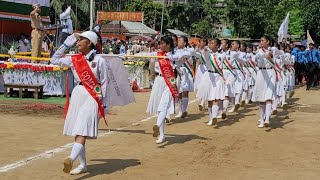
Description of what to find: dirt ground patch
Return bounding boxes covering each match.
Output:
[1,88,320,180]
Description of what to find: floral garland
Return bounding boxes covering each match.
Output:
[123,60,146,66]
[0,62,69,76]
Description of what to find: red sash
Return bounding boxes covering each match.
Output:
[71,54,107,126]
[157,51,179,101]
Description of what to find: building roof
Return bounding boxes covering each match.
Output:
[104,21,157,35]
[166,29,189,37]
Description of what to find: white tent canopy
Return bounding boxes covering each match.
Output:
[166,29,189,37]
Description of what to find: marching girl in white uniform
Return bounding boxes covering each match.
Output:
[252,35,277,128]
[197,38,225,126]
[271,43,286,114]
[246,45,258,103]
[285,46,295,98]
[228,40,246,112]
[139,35,191,144]
[220,39,234,118]
[194,39,209,111]
[239,42,250,106]
[51,32,107,174]
[175,36,195,118]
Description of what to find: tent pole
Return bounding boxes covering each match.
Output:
[90,0,93,30]
[1,21,3,53]
[160,0,165,36]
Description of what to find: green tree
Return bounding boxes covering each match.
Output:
[301,0,320,38]
[267,0,304,37]
[126,0,169,31]
[191,19,212,37]
[225,0,281,38]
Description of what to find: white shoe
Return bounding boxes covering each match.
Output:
[70,165,88,175]
[175,112,183,118]
[207,118,217,126]
[281,103,288,110]
[258,123,264,128]
[180,112,188,118]
[245,100,250,104]
[156,137,165,144]
[228,107,235,113]
[264,121,270,127]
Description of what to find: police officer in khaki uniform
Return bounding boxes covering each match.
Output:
[30,3,44,57]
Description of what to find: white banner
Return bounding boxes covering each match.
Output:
[277,13,290,43]
[101,55,136,109]
[1,0,50,7]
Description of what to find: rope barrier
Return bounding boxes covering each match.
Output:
[0,54,50,61]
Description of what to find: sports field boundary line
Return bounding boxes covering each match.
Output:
[0,98,199,173]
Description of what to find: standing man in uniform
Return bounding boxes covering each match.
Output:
[305,43,319,90]
[30,3,44,57]
[60,5,73,43]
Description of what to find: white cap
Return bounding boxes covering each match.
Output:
[76,31,98,45]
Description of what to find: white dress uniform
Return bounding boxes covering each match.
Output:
[229,51,245,94]
[274,50,286,98]
[246,53,258,86]
[176,48,194,93]
[239,51,249,91]
[194,48,208,92]
[196,50,225,101]
[143,51,190,115]
[51,47,108,139]
[222,50,235,97]
[252,48,276,102]
[285,53,295,91]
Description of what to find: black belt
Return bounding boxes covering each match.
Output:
[155,73,162,76]
[207,70,217,73]
[259,67,273,70]
[79,82,83,85]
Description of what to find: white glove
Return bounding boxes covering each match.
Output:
[63,34,77,47]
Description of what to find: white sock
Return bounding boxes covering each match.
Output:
[200,99,205,106]
[265,103,272,123]
[231,97,235,106]
[166,111,171,120]
[70,143,84,161]
[178,99,182,113]
[235,93,240,105]
[259,104,266,123]
[272,98,278,111]
[157,111,166,138]
[211,104,219,118]
[242,91,247,101]
[208,106,212,121]
[288,86,293,92]
[223,99,229,113]
[157,111,166,126]
[182,97,189,112]
[248,87,253,100]
[159,120,165,139]
[79,146,87,168]
[281,93,286,106]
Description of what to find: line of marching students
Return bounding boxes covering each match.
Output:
[147,35,296,144]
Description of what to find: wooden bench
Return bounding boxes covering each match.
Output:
[4,83,44,99]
